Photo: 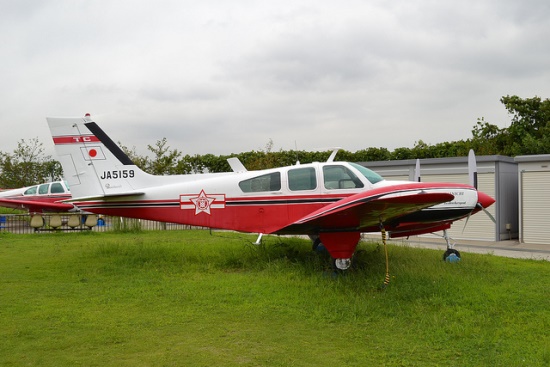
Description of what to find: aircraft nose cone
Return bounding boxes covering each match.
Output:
[477,191,495,208]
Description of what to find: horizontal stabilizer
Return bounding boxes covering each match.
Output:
[64,191,145,203]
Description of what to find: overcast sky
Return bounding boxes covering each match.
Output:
[1,0,549,158]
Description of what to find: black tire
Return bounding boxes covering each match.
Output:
[443,248,461,262]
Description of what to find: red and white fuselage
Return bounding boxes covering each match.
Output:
[47,115,495,261]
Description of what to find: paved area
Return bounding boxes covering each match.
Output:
[363,235,550,261]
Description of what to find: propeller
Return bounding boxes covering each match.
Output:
[468,149,478,189]
[414,159,421,182]
[468,149,497,223]
[416,150,495,230]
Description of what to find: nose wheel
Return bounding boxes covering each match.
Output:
[443,248,461,262]
[442,230,461,262]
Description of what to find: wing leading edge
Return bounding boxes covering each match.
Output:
[275,189,455,234]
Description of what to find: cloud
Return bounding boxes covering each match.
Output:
[0,0,549,158]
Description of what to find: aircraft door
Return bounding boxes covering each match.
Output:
[286,166,321,222]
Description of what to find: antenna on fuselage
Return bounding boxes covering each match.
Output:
[227,157,247,172]
[327,148,341,162]
[294,140,300,165]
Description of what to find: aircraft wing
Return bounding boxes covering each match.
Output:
[275,189,454,234]
[388,222,452,238]
[0,198,75,213]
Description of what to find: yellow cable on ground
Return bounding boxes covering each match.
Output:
[381,226,390,287]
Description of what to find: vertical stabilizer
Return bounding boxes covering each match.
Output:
[47,114,152,199]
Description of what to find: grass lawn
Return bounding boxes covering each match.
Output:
[1,230,548,366]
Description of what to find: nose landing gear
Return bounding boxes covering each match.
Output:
[442,230,461,262]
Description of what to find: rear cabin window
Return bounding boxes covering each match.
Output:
[239,172,281,192]
[288,167,317,191]
[323,165,364,189]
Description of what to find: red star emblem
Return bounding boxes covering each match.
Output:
[190,190,216,215]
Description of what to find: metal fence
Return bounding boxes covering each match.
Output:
[0,213,194,234]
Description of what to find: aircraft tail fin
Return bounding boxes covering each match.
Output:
[46,114,154,200]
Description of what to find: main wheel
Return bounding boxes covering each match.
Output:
[334,258,352,270]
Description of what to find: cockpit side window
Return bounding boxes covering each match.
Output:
[323,165,364,189]
[38,184,49,195]
[239,172,281,193]
[50,182,65,194]
[288,167,317,191]
[23,186,38,195]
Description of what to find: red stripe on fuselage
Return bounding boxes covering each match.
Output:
[52,135,100,144]
[71,195,339,234]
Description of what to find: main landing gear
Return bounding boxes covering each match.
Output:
[310,236,354,270]
[311,232,361,271]
[310,227,391,287]
[442,229,461,263]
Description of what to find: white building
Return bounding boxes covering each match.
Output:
[514,155,550,244]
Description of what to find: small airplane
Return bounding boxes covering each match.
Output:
[0,180,75,213]
[46,114,495,273]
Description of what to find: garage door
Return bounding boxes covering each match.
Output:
[521,171,550,244]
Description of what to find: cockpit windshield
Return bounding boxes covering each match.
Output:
[23,186,38,196]
[349,163,384,184]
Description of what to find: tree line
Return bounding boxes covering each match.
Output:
[1,95,549,189]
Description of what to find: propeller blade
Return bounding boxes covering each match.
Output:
[477,203,496,223]
[461,212,472,233]
[414,159,421,182]
[468,149,478,189]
